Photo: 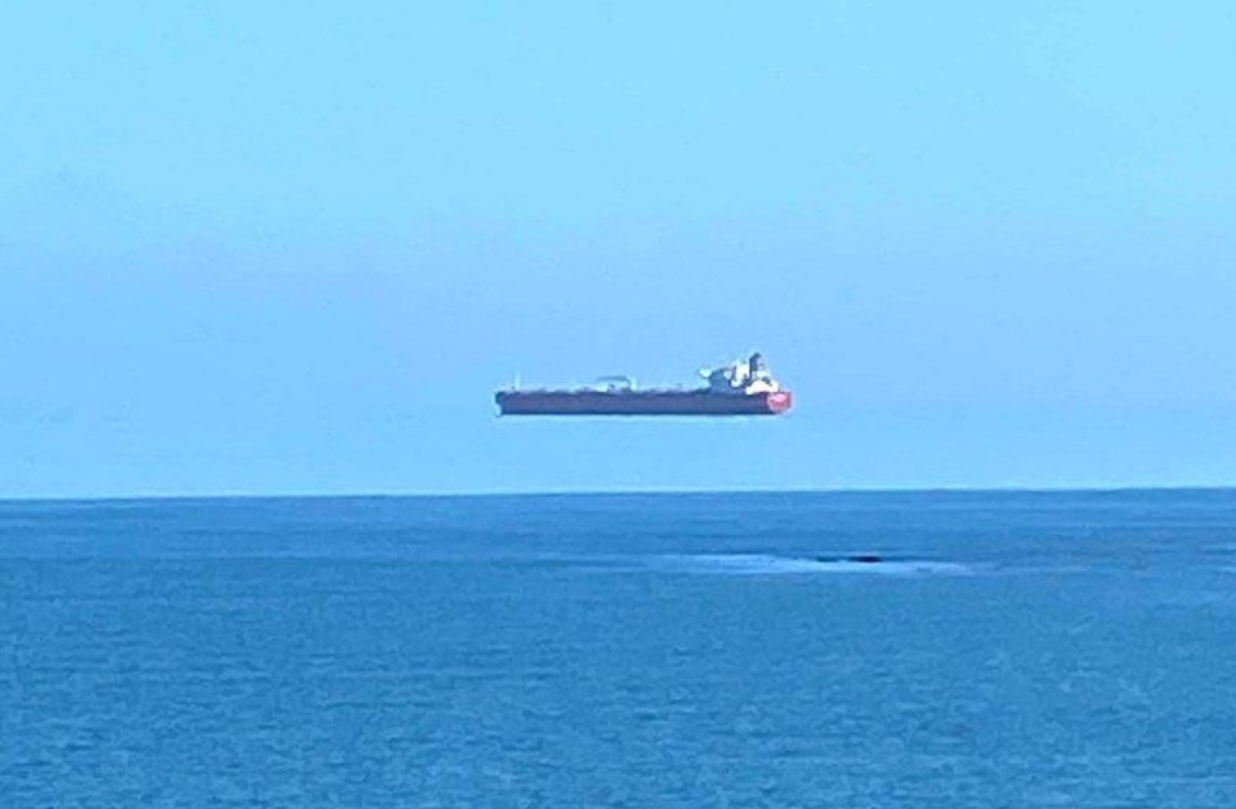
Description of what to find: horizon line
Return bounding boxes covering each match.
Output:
[4,484,1236,505]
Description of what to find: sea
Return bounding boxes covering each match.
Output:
[2,490,1235,807]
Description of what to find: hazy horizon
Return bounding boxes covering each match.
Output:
[9,484,1236,506]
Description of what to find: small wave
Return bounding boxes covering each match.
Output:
[652,553,973,577]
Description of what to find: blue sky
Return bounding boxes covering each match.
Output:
[3,2,1236,497]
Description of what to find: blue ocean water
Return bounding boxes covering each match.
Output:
[2,491,1236,807]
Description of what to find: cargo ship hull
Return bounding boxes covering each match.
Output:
[496,389,792,416]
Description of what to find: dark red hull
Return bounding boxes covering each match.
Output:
[496,389,792,416]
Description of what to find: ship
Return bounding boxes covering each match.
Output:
[495,352,792,416]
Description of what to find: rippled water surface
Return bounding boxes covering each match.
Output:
[3,491,1236,806]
